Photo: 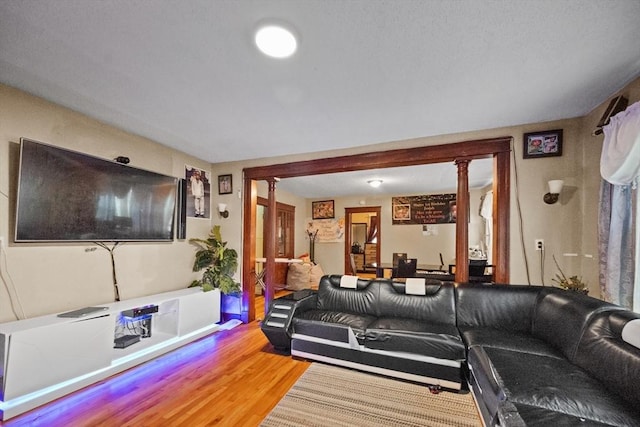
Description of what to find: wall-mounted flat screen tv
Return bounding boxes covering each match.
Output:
[15,138,178,242]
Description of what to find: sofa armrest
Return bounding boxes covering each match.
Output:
[268,290,318,327]
[574,309,640,410]
[261,290,317,350]
[533,289,623,361]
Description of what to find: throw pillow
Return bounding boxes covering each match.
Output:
[309,263,324,289]
[286,262,312,290]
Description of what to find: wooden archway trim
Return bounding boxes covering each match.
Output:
[455,158,471,283]
[244,138,509,180]
[242,137,512,322]
[493,150,510,283]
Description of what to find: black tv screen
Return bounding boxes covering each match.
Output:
[15,138,177,242]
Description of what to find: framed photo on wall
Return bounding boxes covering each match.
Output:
[185,165,211,219]
[312,200,335,219]
[218,174,232,195]
[523,129,563,159]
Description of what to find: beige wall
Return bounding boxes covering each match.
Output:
[0,84,212,322]
[216,117,589,288]
[3,76,639,321]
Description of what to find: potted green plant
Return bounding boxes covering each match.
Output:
[552,254,588,294]
[189,225,241,295]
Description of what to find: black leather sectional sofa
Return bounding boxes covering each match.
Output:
[261,275,640,426]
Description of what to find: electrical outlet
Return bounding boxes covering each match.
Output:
[535,239,544,251]
[0,236,4,249]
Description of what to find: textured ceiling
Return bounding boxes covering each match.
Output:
[1,1,640,196]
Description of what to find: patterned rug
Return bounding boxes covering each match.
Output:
[261,363,481,427]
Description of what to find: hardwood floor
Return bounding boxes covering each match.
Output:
[1,293,310,427]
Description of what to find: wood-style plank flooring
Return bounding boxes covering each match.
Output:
[1,292,310,427]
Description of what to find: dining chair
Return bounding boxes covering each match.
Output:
[392,252,407,277]
[392,252,407,266]
[469,259,487,276]
[395,258,417,278]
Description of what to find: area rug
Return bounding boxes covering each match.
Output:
[261,363,481,427]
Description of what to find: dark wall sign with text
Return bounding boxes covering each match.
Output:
[392,194,457,225]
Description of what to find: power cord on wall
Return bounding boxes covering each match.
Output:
[96,242,123,302]
[539,247,546,286]
[0,188,26,320]
[511,137,532,285]
[0,242,27,320]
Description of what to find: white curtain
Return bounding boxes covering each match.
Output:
[480,190,493,263]
[600,100,640,311]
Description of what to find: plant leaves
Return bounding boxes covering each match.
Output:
[187,226,240,295]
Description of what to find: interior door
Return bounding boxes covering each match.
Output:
[258,197,295,288]
[345,206,381,276]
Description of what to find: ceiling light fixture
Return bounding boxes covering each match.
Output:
[254,24,297,58]
[367,179,383,188]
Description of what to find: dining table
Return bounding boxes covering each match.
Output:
[373,262,448,278]
[373,262,493,283]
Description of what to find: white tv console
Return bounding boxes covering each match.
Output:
[0,287,220,420]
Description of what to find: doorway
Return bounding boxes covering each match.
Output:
[345,206,381,277]
[255,197,295,316]
[243,137,511,322]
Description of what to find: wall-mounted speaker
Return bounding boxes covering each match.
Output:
[593,95,628,136]
[176,178,187,240]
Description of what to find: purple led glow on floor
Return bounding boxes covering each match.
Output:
[1,328,227,426]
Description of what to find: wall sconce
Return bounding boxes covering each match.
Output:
[543,180,564,204]
[218,203,229,218]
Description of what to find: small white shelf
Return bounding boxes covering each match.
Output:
[112,331,176,360]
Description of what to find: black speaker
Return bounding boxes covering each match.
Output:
[177,178,187,239]
[593,95,628,136]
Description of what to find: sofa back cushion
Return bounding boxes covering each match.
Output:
[532,289,621,361]
[316,275,380,316]
[378,280,456,324]
[456,284,546,331]
[573,310,640,409]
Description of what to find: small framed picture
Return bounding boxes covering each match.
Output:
[392,203,411,221]
[218,174,232,195]
[312,200,335,219]
[185,165,211,219]
[523,129,563,159]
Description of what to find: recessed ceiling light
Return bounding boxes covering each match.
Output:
[254,24,297,58]
[367,179,383,188]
